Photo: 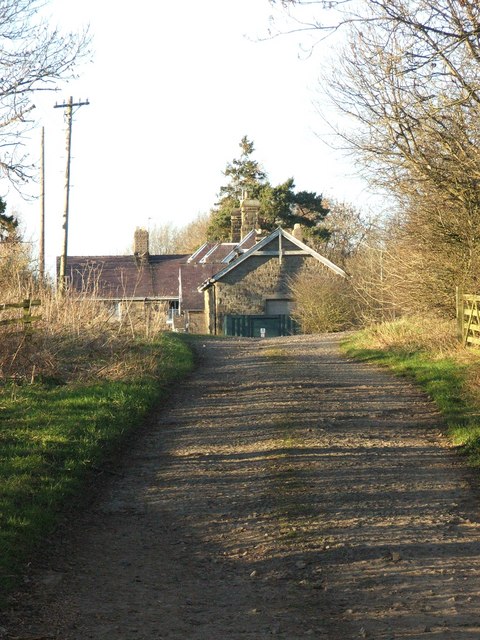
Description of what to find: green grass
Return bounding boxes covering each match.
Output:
[262,347,288,359]
[0,332,194,601]
[341,328,480,464]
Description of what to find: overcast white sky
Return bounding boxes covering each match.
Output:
[6,0,375,271]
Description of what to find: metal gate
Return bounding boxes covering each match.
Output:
[223,314,299,337]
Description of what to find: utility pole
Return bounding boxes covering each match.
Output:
[54,96,90,292]
[39,126,45,283]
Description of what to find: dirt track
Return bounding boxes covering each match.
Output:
[4,334,480,639]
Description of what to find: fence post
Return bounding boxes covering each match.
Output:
[22,298,32,338]
[456,286,464,344]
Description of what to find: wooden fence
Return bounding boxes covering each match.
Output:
[456,288,480,346]
[0,298,41,335]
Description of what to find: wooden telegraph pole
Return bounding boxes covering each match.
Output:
[39,126,45,283]
[54,96,90,292]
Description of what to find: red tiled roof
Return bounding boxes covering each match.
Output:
[221,231,258,263]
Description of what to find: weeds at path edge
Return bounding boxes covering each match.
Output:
[341,325,480,467]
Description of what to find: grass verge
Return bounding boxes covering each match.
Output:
[341,320,480,466]
[0,332,194,602]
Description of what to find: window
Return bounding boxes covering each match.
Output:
[167,300,180,323]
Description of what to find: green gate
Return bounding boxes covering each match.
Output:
[223,314,299,337]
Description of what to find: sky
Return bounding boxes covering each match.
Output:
[5,0,374,273]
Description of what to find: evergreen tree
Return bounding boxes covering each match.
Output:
[259,178,330,241]
[208,137,330,242]
[0,197,17,241]
[219,135,267,202]
[208,136,267,241]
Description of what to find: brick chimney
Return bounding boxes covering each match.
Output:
[240,193,260,239]
[134,227,149,261]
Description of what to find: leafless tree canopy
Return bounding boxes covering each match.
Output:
[272,0,480,316]
[148,213,210,255]
[0,0,89,184]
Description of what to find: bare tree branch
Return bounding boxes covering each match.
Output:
[0,0,90,186]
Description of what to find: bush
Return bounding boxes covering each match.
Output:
[290,270,354,333]
[354,315,459,356]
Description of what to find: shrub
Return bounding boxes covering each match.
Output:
[290,270,354,333]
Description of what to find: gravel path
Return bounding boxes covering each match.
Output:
[4,334,480,639]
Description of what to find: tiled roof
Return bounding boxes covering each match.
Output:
[199,243,236,263]
[180,263,221,310]
[66,255,189,299]
[65,232,298,307]
[221,230,258,263]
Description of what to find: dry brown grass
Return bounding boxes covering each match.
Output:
[362,315,460,357]
[0,253,167,383]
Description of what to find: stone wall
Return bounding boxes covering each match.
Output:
[240,198,260,240]
[185,309,207,334]
[231,209,241,244]
[133,228,149,256]
[204,288,216,334]
[212,254,334,333]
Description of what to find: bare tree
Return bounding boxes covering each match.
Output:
[290,269,354,333]
[148,222,184,255]
[316,199,374,265]
[272,0,480,314]
[177,212,211,253]
[148,212,210,255]
[0,0,89,185]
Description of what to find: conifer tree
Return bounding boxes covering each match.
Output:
[0,197,17,241]
[207,136,267,241]
[219,135,267,202]
[208,136,330,242]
